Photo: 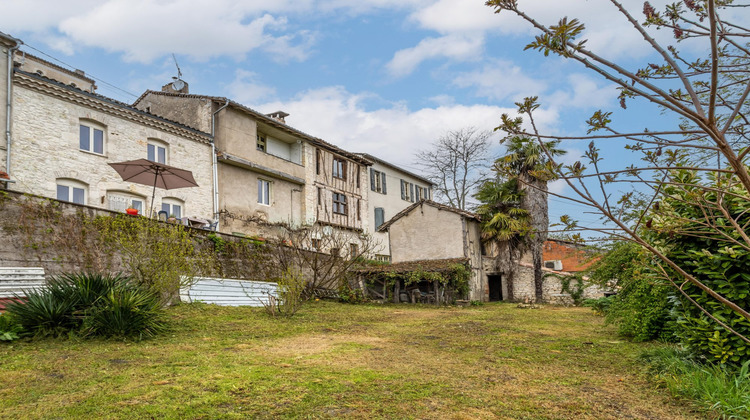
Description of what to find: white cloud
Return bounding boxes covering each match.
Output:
[386,34,484,77]
[256,86,560,169]
[452,59,548,102]
[224,69,277,104]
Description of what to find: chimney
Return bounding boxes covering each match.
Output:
[267,111,289,124]
[161,79,189,94]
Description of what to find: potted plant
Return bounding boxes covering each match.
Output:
[125,206,139,216]
[167,214,178,224]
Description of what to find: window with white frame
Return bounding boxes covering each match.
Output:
[258,179,271,205]
[370,169,387,194]
[332,193,347,215]
[106,191,144,213]
[56,178,87,205]
[147,139,168,164]
[161,198,183,219]
[79,120,105,155]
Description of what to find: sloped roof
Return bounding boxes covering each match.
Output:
[133,90,371,165]
[377,200,480,232]
[15,70,212,142]
[16,51,96,85]
[354,257,469,274]
[356,153,434,186]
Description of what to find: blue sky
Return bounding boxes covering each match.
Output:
[3,0,742,233]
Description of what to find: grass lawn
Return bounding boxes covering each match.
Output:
[1,301,698,419]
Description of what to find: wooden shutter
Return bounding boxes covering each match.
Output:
[410,183,415,202]
[375,207,384,229]
[370,169,376,191]
[381,172,387,194]
[400,180,405,200]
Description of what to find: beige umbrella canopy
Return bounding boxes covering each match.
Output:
[107,158,198,217]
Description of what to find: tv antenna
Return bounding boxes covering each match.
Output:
[171,53,185,91]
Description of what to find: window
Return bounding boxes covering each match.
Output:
[357,199,361,221]
[415,186,429,201]
[374,207,385,229]
[374,254,391,263]
[317,187,322,206]
[401,180,415,202]
[258,179,271,205]
[356,165,360,188]
[79,121,104,155]
[107,191,144,213]
[332,158,346,180]
[56,179,87,205]
[311,238,322,250]
[332,193,347,215]
[161,198,183,219]
[316,149,321,175]
[370,169,387,194]
[257,134,266,152]
[147,139,168,164]
[349,243,358,259]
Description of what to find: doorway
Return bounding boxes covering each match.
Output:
[488,275,503,302]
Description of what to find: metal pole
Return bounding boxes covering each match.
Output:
[150,166,159,218]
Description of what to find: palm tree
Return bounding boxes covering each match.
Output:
[475,177,530,300]
[491,136,566,303]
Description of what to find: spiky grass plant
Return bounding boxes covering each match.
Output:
[6,272,166,340]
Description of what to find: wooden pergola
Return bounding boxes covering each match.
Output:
[354,258,469,305]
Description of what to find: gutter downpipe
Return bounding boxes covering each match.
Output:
[5,38,22,177]
[211,100,230,231]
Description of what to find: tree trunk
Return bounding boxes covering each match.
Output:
[521,176,549,303]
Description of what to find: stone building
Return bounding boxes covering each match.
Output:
[5,52,214,220]
[1,31,21,180]
[377,200,487,301]
[133,88,371,237]
[356,153,434,261]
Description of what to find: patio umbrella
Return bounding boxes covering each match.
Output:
[107,158,199,217]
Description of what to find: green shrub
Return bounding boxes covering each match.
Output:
[587,242,676,342]
[0,312,23,342]
[645,173,750,365]
[641,347,750,419]
[263,268,306,317]
[6,272,166,340]
[83,288,166,339]
[583,296,613,316]
[338,284,367,304]
[6,289,77,337]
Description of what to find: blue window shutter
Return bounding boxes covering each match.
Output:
[370,169,376,191]
[375,207,384,229]
[400,180,405,200]
[381,172,387,194]
[410,183,415,202]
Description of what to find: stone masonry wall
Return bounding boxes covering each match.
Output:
[11,82,214,221]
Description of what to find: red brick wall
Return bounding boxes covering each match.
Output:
[542,240,598,272]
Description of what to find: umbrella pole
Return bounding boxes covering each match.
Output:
[150,167,159,218]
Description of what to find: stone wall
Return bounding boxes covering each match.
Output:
[0,190,270,281]
[10,75,215,221]
[511,264,607,303]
